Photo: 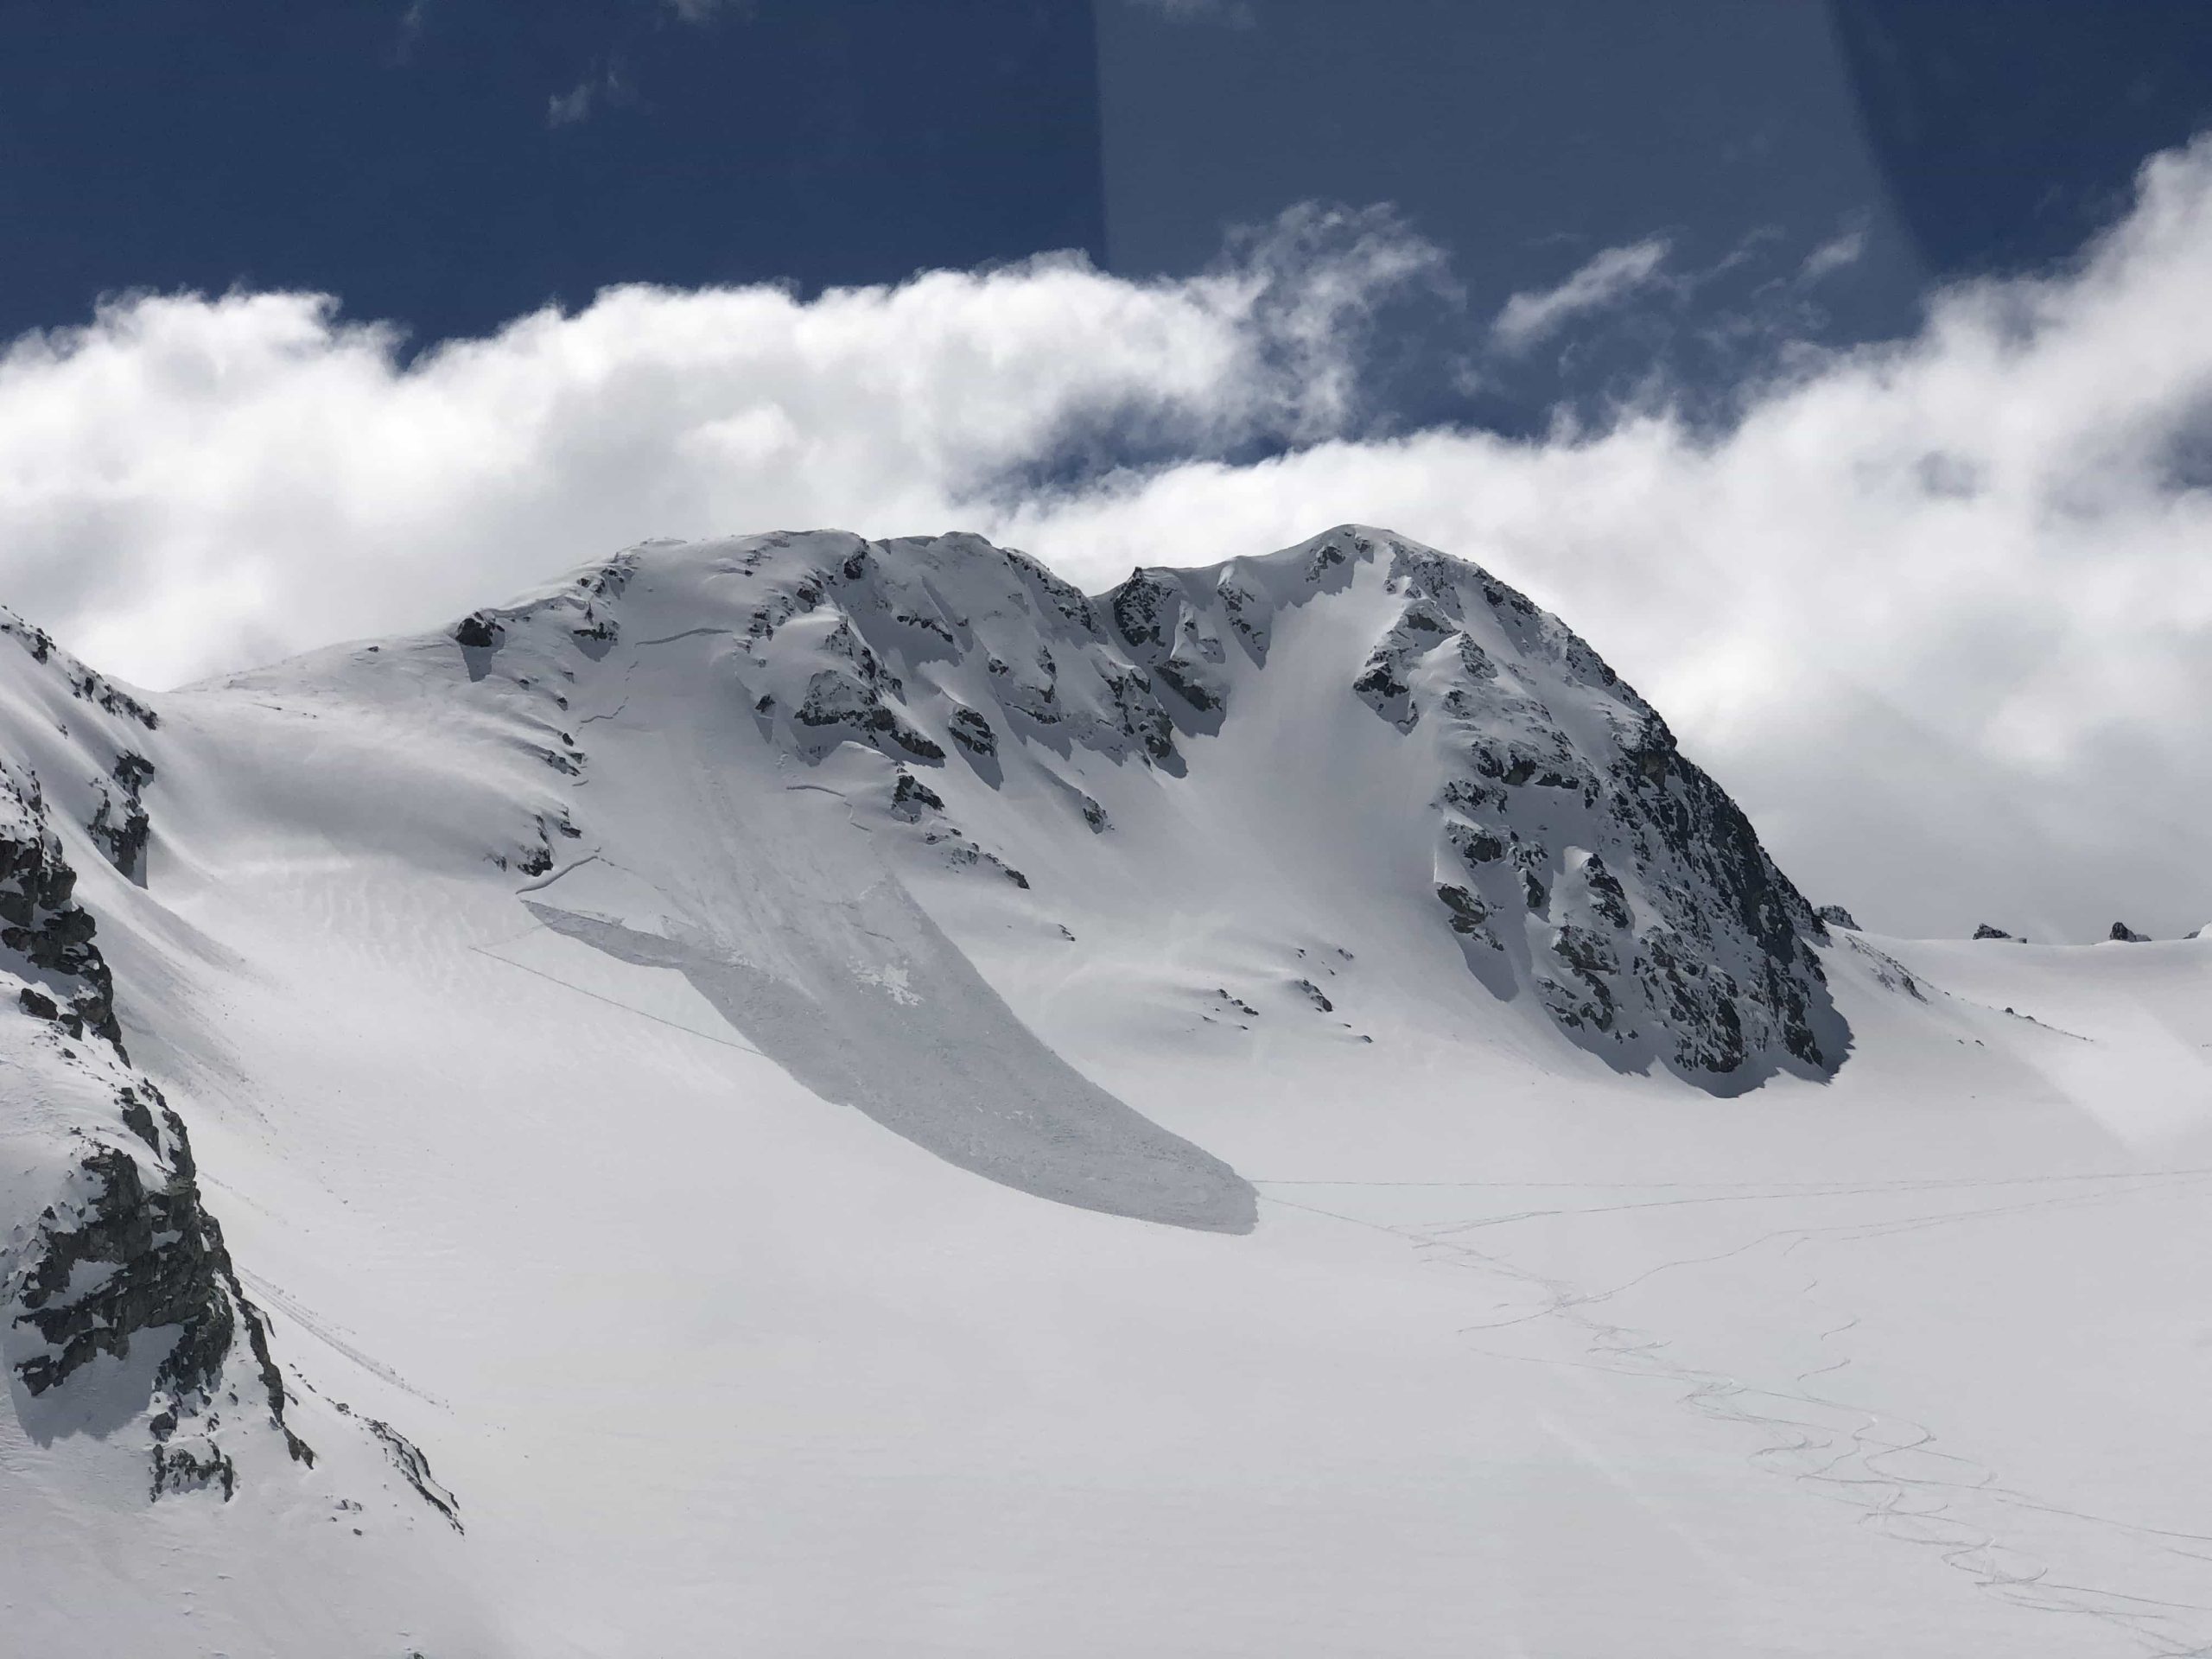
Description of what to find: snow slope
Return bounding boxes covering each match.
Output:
[4,526,2210,1656]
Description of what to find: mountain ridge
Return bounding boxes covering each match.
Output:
[391,523,1846,1093]
[3,524,2210,1657]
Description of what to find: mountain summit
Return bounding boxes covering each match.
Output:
[426,524,1844,1098]
[10,523,2209,1657]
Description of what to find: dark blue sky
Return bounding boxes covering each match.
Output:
[4,1,2209,427]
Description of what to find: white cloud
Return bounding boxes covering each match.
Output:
[545,80,596,127]
[546,60,629,129]
[1491,238,1672,355]
[1798,221,1868,285]
[1122,0,1256,24]
[393,0,430,60]
[3,146,2212,940]
[0,205,1437,688]
[662,0,753,22]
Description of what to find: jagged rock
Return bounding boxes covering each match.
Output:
[918,825,1028,888]
[2109,921,2150,943]
[14,1147,216,1394]
[454,611,505,649]
[112,753,155,797]
[364,1416,463,1534]
[0,760,123,1052]
[1110,568,1179,655]
[152,1441,236,1501]
[88,785,151,879]
[71,671,158,728]
[1437,883,1494,938]
[1817,904,1860,931]
[1974,924,2018,941]
[570,605,620,658]
[794,671,944,762]
[1,758,312,1489]
[889,771,945,823]
[1105,568,1230,715]
[2,607,157,727]
[117,1084,160,1147]
[8,1109,311,1466]
[1354,600,1456,732]
[1337,536,1840,1086]
[946,706,997,758]
[1,612,55,664]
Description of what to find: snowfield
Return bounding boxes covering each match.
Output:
[3,526,2209,1657]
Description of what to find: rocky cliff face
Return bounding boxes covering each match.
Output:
[1339,535,1841,1084]
[0,760,124,1052]
[0,754,309,1496]
[445,524,1845,1091]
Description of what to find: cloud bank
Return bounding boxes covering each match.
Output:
[3,146,2210,940]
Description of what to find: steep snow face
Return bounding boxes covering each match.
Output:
[365,544,1259,1232]
[431,525,1840,1093]
[0,614,480,1654]
[0,626,301,1493]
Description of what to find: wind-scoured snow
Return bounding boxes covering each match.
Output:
[2,527,2209,1657]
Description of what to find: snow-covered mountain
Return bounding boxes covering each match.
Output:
[459,524,1845,1099]
[5,526,2210,1658]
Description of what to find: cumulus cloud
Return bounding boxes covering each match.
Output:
[3,147,2212,939]
[1490,238,1673,355]
[0,204,1438,687]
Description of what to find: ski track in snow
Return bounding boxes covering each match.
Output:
[467,932,772,1058]
[1260,1171,2212,1657]
[234,1266,452,1412]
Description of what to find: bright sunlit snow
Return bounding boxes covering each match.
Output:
[3,528,2209,1657]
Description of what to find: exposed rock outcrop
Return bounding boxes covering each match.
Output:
[453,611,505,650]
[0,755,310,1493]
[0,759,124,1052]
[1339,533,1844,1088]
[88,751,155,880]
